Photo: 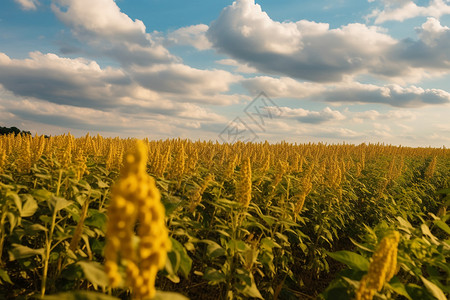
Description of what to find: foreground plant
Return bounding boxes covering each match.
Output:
[355,231,400,300]
[104,140,171,299]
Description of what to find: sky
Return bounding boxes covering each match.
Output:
[1,0,450,146]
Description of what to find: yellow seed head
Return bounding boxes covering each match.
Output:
[355,231,400,300]
[236,158,252,208]
[105,140,171,299]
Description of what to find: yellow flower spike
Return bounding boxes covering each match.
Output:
[355,231,400,300]
[236,158,252,208]
[105,140,171,299]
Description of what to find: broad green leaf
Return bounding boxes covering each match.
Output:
[207,241,226,259]
[386,277,412,300]
[43,291,120,300]
[421,224,439,245]
[327,251,369,271]
[203,268,226,284]
[6,212,17,233]
[0,268,13,285]
[242,280,264,299]
[349,237,373,252]
[85,210,107,231]
[170,238,192,278]
[77,261,109,288]
[8,243,44,260]
[433,220,450,235]
[260,237,280,251]
[8,191,22,214]
[53,196,73,212]
[96,178,109,189]
[153,291,189,300]
[21,195,38,217]
[420,276,447,300]
[166,248,181,282]
[32,189,53,201]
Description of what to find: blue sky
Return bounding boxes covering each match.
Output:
[1,0,450,146]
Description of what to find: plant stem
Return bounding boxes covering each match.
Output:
[55,169,63,197]
[0,210,7,266]
[41,207,57,298]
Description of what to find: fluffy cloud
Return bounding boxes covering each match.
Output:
[242,76,450,107]
[366,0,450,24]
[14,0,39,10]
[207,0,396,82]
[0,85,228,138]
[166,24,212,50]
[274,106,346,124]
[207,0,450,82]
[0,51,129,109]
[0,51,239,118]
[131,63,241,104]
[318,82,450,107]
[51,0,175,66]
[216,59,258,73]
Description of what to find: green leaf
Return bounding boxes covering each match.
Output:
[421,224,439,245]
[170,238,192,278]
[153,291,189,300]
[61,263,84,281]
[8,191,22,214]
[327,251,369,271]
[32,189,53,201]
[386,277,412,300]
[77,261,110,288]
[43,291,120,300]
[8,243,44,260]
[0,268,13,285]
[206,241,226,259]
[203,268,226,284]
[21,195,38,217]
[433,220,450,235]
[85,210,107,232]
[96,178,109,189]
[242,280,264,299]
[53,196,74,212]
[420,276,447,300]
[260,237,280,251]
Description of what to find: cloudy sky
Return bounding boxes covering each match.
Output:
[1,0,450,146]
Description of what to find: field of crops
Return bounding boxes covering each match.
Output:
[0,133,449,300]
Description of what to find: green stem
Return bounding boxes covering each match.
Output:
[0,209,7,266]
[56,169,63,197]
[41,207,57,298]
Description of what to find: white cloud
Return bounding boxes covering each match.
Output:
[51,0,175,66]
[0,51,128,109]
[208,0,450,82]
[242,76,450,107]
[366,0,450,24]
[166,24,212,50]
[15,0,39,11]
[0,51,241,115]
[273,106,346,124]
[131,63,242,105]
[207,0,397,82]
[216,59,258,73]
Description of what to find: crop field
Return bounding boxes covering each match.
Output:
[0,133,449,300]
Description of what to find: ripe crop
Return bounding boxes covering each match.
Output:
[0,133,449,299]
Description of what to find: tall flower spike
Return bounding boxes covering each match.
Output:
[355,231,400,300]
[236,158,252,208]
[105,140,171,299]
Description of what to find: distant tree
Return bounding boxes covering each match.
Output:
[0,126,31,136]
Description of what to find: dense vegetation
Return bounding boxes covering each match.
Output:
[0,133,449,299]
[0,126,31,136]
